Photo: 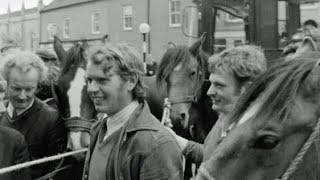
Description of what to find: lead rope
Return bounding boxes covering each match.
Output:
[276,117,320,180]
[0,148,88,175]
[161,98,172,127]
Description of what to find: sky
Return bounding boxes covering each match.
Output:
[0,0,54,14]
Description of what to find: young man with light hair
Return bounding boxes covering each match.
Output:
[83,42,183,180]
[169,45,267,164]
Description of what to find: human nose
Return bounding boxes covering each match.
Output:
[18,90,27,99]
[207,84,217,97]
[87,80,99,93]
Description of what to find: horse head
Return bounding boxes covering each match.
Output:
[156,34,217,136]
[197,58,320,180]
[53,36,95,160]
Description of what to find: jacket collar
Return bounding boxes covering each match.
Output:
[125,101,158,133]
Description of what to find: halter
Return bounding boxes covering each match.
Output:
[168,55,206,105]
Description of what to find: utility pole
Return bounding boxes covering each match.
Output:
[199,0,216,54]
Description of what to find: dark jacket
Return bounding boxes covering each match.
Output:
[83,101,184,180]
[0,126,31,180]
[0,98,67,178]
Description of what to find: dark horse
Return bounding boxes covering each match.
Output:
[156,34,219,178]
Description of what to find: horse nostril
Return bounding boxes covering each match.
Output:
[180,113,186,120]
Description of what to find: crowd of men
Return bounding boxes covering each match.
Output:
[0,19,317,180]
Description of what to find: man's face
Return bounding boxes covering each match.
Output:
[86,60,132,116]
[207,69,242,115]
[7,67,39,110]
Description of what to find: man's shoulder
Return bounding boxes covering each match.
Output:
[0,126,24,142]
[36,99,59,116]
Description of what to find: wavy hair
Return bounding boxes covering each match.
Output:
[87,42,147,101]
[0,50,48,84]
[208,45,267,86]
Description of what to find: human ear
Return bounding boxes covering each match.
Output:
[240,81,252,95]
[126,74,138,91]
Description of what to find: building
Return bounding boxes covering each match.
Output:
[0,0,45,51]
[40,0,198,60]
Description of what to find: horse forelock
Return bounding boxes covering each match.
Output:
[156,45,207,96]
[231,60,316,126]
[61,44,87,76]
[156,46,190,90]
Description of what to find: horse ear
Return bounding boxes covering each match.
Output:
[189,33,207,57]
[167,42,176,49]
[288,36,318,60]
[53,36,67,65]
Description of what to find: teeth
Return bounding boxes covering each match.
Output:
[93,98,104,101]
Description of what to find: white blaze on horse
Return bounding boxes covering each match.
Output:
[52,37,95,160]
[195,38,320,180]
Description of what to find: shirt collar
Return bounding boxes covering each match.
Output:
[104,100,139,136]
[7,98,35,118]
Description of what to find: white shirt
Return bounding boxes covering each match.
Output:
[102,100,139,141]
[7,99,35,118]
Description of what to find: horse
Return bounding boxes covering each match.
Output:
[195,38,320,180]
[156,34,219,179]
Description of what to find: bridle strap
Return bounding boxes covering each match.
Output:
[63,116,93,132]
[170,96,196,104]
[275,117,320,180]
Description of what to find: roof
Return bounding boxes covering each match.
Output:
[41,0,99,12]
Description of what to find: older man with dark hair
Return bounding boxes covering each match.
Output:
[0,51,66,179]
[83,42,183,180]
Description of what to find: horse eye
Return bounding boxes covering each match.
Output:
[190,71,196,76]
[254,135,279,150]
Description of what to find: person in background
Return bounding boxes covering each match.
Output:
[0,51,66,179]
[0,126,31,180]
[167,45,267,165]
[35,49,60,103]
[83,42,183,180]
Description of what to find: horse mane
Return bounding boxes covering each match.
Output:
[61,44,87,75]
[231,58,316,125]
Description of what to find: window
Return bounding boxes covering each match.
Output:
[63,18,70,39]
[123,5,133,30]
[226,13,243,23]
[214,39,226,53]
[47,23,58,40]
[233,40,243,46]
[169,0,181,27]
[300,3,318,9]
[91,12,101,34]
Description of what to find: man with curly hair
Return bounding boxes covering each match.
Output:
[0,51,66,179]
[83,43,183,180]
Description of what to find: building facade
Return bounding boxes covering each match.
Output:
[40,0,197,60]
[0,0,45,51]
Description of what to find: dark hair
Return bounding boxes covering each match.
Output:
[303,19,318,28]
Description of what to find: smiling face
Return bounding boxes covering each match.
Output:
[198,60,320,180]
[207,68,242,115]
[86,57,133,116]
[6,67,38,110]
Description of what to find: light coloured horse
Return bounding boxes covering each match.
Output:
[195,38,320,180]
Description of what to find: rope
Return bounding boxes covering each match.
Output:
[0,148,88,175]
[276,117,320,180]
[161,98,172,128]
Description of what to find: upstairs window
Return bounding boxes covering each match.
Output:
[169,0,181,27]
[91,12,101,34]
[123,5,133,30]
[63,18,70,39]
